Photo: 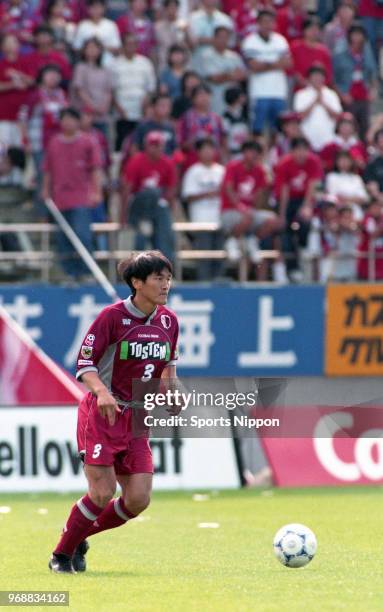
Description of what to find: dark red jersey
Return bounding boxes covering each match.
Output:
[75,297,179,404]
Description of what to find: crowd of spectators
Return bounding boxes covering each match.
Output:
[2,0,383,282]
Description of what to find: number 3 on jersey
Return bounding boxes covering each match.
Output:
[141,363,155,381]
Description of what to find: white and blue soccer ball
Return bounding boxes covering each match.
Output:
[273,523,317,568]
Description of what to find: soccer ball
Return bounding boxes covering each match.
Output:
[273,523,317,568]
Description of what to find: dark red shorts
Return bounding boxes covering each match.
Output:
[77,393,153,475]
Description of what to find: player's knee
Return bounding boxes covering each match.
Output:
[90,484,116,508]
[124,492,151,515]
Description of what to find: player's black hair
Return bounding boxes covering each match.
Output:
[118,251,173,295]
[224,86,242,106]
[290,136,310,150]
[241,140,263,155]
[150,92,171,106]
[195,137,216,151]
[163,0,180,7]
[59,107,81,121]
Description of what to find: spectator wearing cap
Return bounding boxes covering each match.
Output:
[275,137,323,280]
[358,0,383,60]
[131,93,177,156]
[178,83,226,169]
[26,25,72,84]
[333,23,378,140]
[73,0,121,63]
[19,64,67,214]
[276,0,308,44]
[242,10,291,135]
[198,26,247,116]
[290,17,332,90]
[221,140,282,266]
[120,130,177,262]
[0,34,34,147]
[323,2,355,55]
[159,44,189,101]
[268,111,302,169]
[293,64,342,153]
[182,138,225,279]
[110,32,156,150]
[71,37,114,135]
[188,0,234,68]
[155,0,188,71]
[222,87,250,159]
[320,113,367,173]
[42,107,103,278]
[364,129,383,206]
[117,0,156,60]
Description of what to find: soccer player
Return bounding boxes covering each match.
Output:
[49,251,179,573]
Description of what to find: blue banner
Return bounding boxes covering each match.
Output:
[0,284,324,376]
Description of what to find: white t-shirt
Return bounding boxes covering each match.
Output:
[182,162,225,223]
[73,18,121,52]
[110,54,156,120]
[325,171,368,221]
[293,86,342,151]
[242,31,289,100]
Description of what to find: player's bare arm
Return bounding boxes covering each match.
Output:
[81,371,121,426]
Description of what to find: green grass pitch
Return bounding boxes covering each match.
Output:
[1,487,383,612]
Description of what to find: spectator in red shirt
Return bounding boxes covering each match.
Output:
[117,0,156,60]
[358,200,383,281]
[0,34,34,146]
[26,25,72,85]
[275,136,323,279]
[221,140,281,264]
[320,112,367,173]
[276,0,307,44]
[121,131,177,262]
[290,16,332,90]
[42,107,103,278]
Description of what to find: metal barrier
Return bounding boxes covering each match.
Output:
[0,221,377,283]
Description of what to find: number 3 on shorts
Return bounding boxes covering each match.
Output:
[141,363,155,381]
[92,443,102,459]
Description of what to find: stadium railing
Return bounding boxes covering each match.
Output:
[0,221,378,282]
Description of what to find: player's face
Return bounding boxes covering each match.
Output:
[137,270,172,306]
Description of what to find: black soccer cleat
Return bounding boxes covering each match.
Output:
[49,553,76,574]
[72,540,89,572]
